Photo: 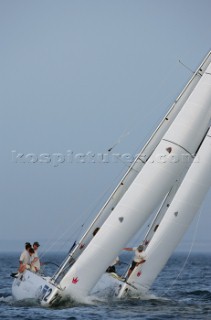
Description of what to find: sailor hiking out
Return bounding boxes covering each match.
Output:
[123,245,146,280]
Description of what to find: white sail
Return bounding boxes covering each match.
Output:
[118,127,211,297]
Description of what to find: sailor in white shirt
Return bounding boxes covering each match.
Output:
[123,244,146,279]
[31,241,41,272]
[19,243,31,272]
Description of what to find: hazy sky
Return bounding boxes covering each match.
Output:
[0,0,210,253]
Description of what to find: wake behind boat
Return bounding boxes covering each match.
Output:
[12,51,211,306]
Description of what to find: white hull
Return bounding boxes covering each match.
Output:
[12,271,60,304]
[90,273,122,298]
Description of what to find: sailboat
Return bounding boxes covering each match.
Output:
[12,51,211,305]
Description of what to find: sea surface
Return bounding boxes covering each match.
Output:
[0,252,210,319]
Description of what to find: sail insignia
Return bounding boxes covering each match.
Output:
[72,277,79,284]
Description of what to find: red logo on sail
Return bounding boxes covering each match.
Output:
[137,271,142,277]
[72,277,79,284]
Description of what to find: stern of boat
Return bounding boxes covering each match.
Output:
[12,270,61,305]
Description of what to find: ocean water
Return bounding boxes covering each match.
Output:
[0,252,211,319]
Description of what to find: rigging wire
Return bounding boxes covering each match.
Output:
[42,65,180,258]
[161,205,204,297]
[107,130,130,152]
[40,164,130,258]
[179,60,195,74]
[106,60,191,174]
[40,60,186,259]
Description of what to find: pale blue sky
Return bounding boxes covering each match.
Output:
[0,0,210,253]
